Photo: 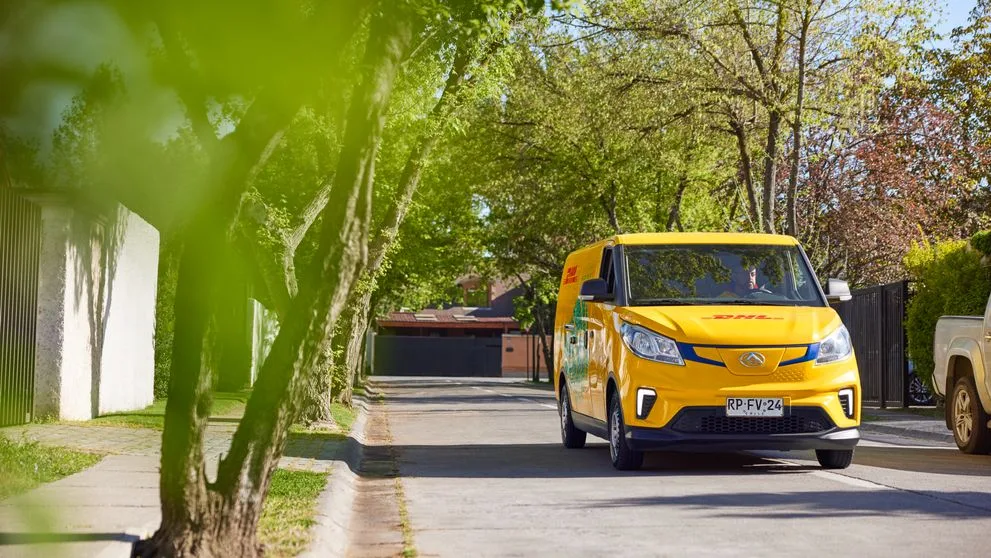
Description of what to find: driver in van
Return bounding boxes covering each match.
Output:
[718,265,769,298]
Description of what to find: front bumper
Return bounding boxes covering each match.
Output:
[625,405,860,452]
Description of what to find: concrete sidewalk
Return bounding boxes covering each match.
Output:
[0,421,349,557]
[860,407,954,444]
[0,454,159,558]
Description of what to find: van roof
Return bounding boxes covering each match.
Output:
[612,232,799,246]
[567,232,801,256]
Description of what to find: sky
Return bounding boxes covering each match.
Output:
[936,0,978,44]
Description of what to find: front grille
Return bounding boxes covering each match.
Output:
[767,368,805,383]
[670,407,835,435]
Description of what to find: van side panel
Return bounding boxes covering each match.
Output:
[555,244,603,417]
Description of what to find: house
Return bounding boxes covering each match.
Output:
[371,276,549,378]
[0,189,158,425]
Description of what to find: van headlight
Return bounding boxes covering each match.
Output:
[621,323,684,366]
[816,325,853,365]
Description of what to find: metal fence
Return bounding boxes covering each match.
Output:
[0,190,41,426]
[834,280,908,408]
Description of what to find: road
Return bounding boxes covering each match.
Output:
[376,377,991,558]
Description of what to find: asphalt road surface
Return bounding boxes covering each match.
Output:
[377,377,991,558]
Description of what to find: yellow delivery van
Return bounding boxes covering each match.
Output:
[554,232,860,470]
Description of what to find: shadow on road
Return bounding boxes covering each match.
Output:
[0,532,139,545]
[384,442,821,479]
[385,394,554,406]
[368,378,524,389]
[851,445,991,477]
[582,489,991,519]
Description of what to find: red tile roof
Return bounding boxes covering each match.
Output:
[377,310,518,329]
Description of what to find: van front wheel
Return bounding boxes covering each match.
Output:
[608,390,643,471]
[559,383,586,449]
[815,449,854,469]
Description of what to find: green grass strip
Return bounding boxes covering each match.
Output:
[83,391,251,430]
[259,469,328,557]
[0,436,102,500]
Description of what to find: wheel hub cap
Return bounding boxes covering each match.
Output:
[561,394,569,433]
[954,389,973,443]
[610,406,620,460]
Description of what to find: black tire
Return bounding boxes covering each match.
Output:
[608,390,643,471]
[815,449,854,469]
[559,383,586,449]
[950,376,991,454]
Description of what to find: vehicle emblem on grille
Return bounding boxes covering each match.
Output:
[739,352,766,368]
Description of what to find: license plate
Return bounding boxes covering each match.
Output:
[726,397,784,417]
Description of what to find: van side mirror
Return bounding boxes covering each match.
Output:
[578,278,611,302]
[824,278,852,303]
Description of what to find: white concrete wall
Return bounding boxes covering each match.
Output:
[98,210,158,414]
[250,299,279,385]
[32,200,158,420]
[59,225,101,420]
[33,203,76,420]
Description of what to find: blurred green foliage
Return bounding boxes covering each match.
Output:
[970,230,991,257]
[154,241,179,399]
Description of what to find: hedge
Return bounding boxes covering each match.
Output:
[904,232,991,392]
[154,241,180,399]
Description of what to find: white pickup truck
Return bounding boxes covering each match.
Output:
[933,296,991,454]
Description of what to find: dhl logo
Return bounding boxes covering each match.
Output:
[704,314,784,320]
[563,265,579,285]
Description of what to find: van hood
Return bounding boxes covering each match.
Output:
[618,304,843,346]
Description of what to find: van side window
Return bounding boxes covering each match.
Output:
[600,248,615,295]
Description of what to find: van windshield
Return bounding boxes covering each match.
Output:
[624,244,826,307]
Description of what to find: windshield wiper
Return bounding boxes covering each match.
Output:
[714,299,792,306]
[632,298,695,306]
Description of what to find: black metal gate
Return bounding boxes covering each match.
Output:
[373,336,502,377]
[834,280,908,408]
[0,190,41,426]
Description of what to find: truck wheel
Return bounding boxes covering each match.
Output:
[608,390,643,471]
[559,383,586,449]
[815,449,854,469]
[951,376,991,454]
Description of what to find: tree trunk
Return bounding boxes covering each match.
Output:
[306,39,477,416]
[334,292,372,405]
[761,107,781,234]
[667,172,689,231]
[533,301,554,380]
[600,180,623,233]
[731,118,761,229]
[297,338,336,424]
[136,88,296,557]
[787,7,811,237]
[134,7,412,556]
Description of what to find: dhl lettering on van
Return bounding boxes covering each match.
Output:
[562,265,579,285]
[703,314,784,320]
[553,232,860,471]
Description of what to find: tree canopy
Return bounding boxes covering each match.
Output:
[4,0,991,553]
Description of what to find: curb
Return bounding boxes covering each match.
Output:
[859,422,954,444]
[301,397,372,558]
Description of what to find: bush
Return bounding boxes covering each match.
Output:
[971,230,991,257]
[154,241,180,399]
[904,234,991,391]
